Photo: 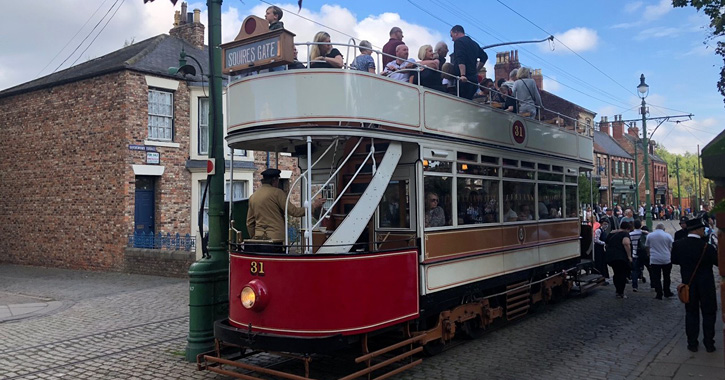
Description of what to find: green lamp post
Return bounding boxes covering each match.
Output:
[637,74,652,230]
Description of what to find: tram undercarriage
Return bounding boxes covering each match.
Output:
[197,258,602,380]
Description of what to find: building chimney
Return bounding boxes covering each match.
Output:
[599,116,610,135]
[627,121,640,138]
[494,50,521,83]
[532,68,543,91]
[169,3,205,50]
[612,114,625,139]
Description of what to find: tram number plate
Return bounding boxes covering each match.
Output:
[512,121,526,144]
[250,261,266,275]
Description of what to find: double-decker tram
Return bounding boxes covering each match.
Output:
[198,41,599,379]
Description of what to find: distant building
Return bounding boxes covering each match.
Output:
[594,117,636,207]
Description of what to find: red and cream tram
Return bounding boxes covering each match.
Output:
[200,39,598,378]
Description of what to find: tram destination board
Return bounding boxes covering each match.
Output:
[221,29,294,74]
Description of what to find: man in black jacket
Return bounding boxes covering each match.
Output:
[674,216,689,241]
[449,25,487,100]
[671,217,719,353]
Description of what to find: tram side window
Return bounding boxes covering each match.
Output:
[457,178,499,225]
[537,184,563,219]
[379,180,410,228]
[565,185,578,218]
[424,177,452,228]
[502,182,535,222]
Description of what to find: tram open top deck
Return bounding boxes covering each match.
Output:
[226,69,593,165]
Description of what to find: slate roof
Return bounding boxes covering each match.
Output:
[0,34,210,99]
[593,130,632,159]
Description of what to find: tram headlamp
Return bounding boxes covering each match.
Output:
[241,286,256,309]
[240,279,269,311]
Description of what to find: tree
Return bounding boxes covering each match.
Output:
[578,173,595,207]
[673,0,725,105]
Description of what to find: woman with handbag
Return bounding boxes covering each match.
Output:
[671,217,719,353]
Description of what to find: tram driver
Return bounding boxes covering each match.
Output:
[247,169,325,244]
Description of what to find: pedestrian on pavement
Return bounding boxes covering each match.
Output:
[606,221,633,298]
[646,223,674,299]
[593,219,610,283]
[675,216,689,241]
[671,217,719,353]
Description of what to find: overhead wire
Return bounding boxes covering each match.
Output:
[36,0,113,78]
[51,0,123,74]
[414,0,634,111]
[68,0,126,68]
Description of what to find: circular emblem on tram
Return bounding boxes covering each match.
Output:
[244,17,257,35]
[517,226,526,244]
[512,120,526,144]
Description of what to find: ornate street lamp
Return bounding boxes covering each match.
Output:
[638,74,652,230]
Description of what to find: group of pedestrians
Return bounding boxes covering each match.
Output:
[593,213,719,354]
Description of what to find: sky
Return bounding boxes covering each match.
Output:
[1,0,722,155]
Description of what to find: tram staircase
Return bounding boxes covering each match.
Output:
[317,140,401,255]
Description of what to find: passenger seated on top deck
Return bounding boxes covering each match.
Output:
[309,32,343,69]
[474,78,495,102]
[497,83,518,113]
[409,44,442,91]
[382,44,416,82]
[350,40,376,73]
[512,67,543,118]
[434,41,449,67]
[441,62,458,95]
[503,68,517,89]
[425,192,446,228]
[287,47,306,70]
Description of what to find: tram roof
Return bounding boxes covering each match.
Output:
[0,34,209,99]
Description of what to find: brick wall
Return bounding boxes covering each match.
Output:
[124,248,195,277]
[0,72,129,270]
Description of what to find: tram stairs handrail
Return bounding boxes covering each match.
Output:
[283,138,341,251]
[295,41,590,136]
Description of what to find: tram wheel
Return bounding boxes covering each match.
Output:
[460,318,485,340]
[422,339,445,356]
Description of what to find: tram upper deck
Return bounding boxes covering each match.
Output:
[226,68,593,164]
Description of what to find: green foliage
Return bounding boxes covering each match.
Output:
[654,146,711,200]
[673,0,725,105]
[578,174,595,206]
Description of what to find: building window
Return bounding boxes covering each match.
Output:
[148,89,174,141]
[611,160,616,176]
[225,180,247,202]
[198,97,209,155]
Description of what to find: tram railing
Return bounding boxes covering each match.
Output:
[294,41,591,136]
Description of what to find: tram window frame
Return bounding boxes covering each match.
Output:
[502,181,536,223]
[457,163,498,176]
[423,160,453,173]
[538,163,551,171]
[423,176,453,229]
[456,151,478,162]
[457,177,500,225]
[148,88,174,142]
[377,180,411,230]
[552,165,564,173]
[521,161,536,169]
[481,155,498,165]
[565,185,578,218]
[502,158,518,167]
[537,183,564,220]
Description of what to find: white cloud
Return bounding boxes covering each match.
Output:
[643,0,672,21]
[624,2,643,13]
[542,27,598,54]
[634,26,680,41]
[611,22,637,29]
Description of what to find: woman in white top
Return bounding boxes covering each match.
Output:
[512,67,543,117]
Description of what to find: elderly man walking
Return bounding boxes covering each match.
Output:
[646,223,674,300]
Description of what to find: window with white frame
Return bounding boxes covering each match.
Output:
[198,98,209,155]
[199,180,247,233]
[148,89,174,141]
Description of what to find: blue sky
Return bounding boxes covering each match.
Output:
[1,0,722,154]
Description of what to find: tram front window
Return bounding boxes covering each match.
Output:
[537,184,563,220]
[424,177,452,228]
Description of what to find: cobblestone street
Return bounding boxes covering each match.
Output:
[1,221,722,380]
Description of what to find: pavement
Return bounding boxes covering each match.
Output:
[0,218,722,379]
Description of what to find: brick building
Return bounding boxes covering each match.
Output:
[593,117,636,207]
[0,4,298,273]
[608,115,669,206]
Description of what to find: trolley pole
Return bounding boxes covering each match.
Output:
[185,0,227,362]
